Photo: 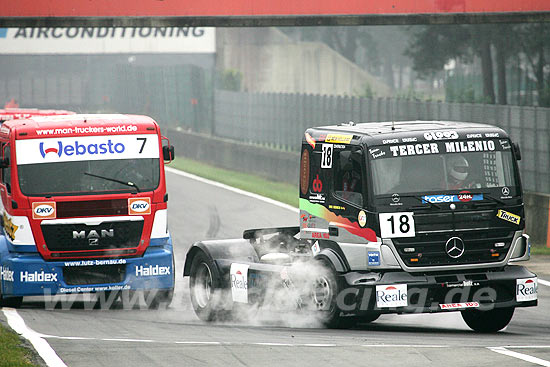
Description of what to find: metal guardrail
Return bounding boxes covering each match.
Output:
[211,90,550,194]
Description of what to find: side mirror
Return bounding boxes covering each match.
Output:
[163,145,175,162]
[351,147,363,163]
[512,142,521,161]
[0,157,9,169]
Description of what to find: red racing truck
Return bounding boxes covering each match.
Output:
[0,114,175,308]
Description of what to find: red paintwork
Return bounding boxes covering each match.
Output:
[0,114,168,261]
[1,0,549,17]
[0,108,75,122]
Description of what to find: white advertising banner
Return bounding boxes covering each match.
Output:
[0,27,215,54]
[16,134,160,165]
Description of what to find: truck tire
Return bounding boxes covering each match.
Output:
[310,259,344,328]
[0,285,22,308]
[461,307,515,332]
[189,251,227,321]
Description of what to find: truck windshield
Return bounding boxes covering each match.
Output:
[18,158,160,196]
[369,139,518,196]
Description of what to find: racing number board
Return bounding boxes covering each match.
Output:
[379,212,415,238]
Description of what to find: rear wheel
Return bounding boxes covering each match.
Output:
[461,307,515,332]
[189,252,227,321]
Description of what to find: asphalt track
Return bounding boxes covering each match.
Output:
[3,168,550,367]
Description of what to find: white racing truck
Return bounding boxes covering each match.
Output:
[184,121,537,332]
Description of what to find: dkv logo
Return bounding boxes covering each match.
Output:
[32,202,56,220]
[39,139,125,159]
[128,197,151,215]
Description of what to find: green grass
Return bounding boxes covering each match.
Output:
[531,246,550,256]
[0,324,37,367]
[170,157,298,208]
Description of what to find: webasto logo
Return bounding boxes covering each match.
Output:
[39,139,125,158]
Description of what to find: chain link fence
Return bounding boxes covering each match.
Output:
[211,90,550,194]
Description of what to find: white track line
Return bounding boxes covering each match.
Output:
[3,308,67,367]
[362,344,447,348]
[538,279,550,287]
[488,347,550,366]
[165,167,299,214]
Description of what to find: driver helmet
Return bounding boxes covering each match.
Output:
[447,155,469,181]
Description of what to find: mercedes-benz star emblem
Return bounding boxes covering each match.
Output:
[502,187,510,196]
[445,237,465,259]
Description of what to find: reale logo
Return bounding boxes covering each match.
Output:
[516,278,537,302]
[376,284,408,308]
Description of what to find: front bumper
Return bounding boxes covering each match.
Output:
[339,265,537,314]
[0,239,174,297]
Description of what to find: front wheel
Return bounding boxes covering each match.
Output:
[0,283,22,308]
[461,307,515,332]
[310,259,344,328]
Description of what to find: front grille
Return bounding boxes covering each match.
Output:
[41,220,143,252]
[63,265,126,285]
[57,199,128,218]
[393,210,515,267]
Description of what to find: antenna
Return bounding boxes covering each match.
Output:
[391,99,395,130]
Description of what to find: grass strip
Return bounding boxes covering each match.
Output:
[0,324,37,367]
[170,157,298,208]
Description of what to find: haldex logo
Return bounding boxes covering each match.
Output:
[20,271,57,282]
[39,139,125,158]
[135,265,171,277]
[0,266,14,282]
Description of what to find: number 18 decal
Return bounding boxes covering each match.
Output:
[379,212,415,238]
[321,144,333,168]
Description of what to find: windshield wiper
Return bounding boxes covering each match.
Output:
[480,193,506,206]
[84,172,141,193]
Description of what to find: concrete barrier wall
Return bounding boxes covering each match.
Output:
[167,128,299,184]
[168,128,549,247]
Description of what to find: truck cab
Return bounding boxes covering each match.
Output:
[300,121,529,270]
[0,114,175,308]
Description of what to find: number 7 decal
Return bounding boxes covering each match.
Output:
[137,137,147,153]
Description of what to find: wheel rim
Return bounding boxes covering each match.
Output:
[312,276,333,310]
[193,262,213,308]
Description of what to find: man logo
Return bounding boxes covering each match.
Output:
[73,229,115,246]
